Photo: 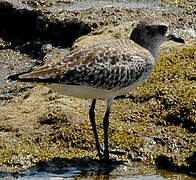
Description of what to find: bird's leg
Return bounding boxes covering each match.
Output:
[103,99,113,161]
[89,99,103,159]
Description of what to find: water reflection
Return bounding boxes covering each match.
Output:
[0,157,195,180]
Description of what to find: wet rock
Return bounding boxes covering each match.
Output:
[155,153,196,177]
[0,0,91,52]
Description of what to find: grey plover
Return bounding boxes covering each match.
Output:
[9,17,184,161]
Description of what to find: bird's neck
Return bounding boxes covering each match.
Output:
[130,30,161,61]
[142,43,160,61]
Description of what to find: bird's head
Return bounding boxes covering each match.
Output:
[130,17,184,59]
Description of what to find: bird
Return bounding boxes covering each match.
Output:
[8,16,184,161]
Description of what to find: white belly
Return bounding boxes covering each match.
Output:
[45,78,146,100]
[46,83,114,100]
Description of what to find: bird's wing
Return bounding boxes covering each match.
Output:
[19,39,154,90]
[59,55,154,90]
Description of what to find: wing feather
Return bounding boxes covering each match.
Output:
[57,55,154,90]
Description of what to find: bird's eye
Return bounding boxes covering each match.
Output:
[158,25,168,35]
[145,26,151,31]
[145,26,156,36]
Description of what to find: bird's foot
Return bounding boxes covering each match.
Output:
[96,144,109,161]
[97,144,126,162]
[96,144,104,160]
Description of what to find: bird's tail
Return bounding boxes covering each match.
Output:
[7,70,57,83]
[7,71,32,81]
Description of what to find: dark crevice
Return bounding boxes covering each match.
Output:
[0,1,91,59]
[164,106,196,133]
[155,153,196,177]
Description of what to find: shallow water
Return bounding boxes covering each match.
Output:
[51,0,162,11]
[2,171,194,180]
[1,163,195,180]
[12,174,167,180]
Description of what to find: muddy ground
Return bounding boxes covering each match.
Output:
[0,0,195,178]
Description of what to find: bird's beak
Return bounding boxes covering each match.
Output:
[166,34,185,43]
